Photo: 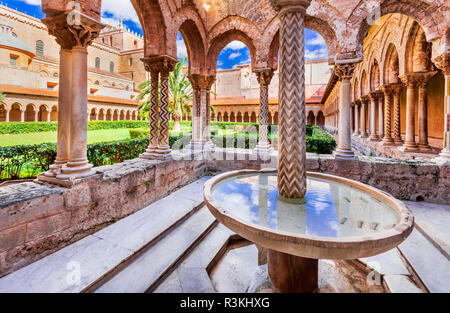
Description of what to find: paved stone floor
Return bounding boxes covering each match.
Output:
[0,176,448,293]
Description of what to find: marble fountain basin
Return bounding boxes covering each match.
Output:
[203,169,414,261]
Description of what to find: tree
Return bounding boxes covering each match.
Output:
[137,56,215,132]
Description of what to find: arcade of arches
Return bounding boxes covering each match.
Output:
[34,0,449,186]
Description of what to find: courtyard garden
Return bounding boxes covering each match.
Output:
[0,120,336,181]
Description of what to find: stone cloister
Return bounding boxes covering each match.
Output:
[0,0,449,293]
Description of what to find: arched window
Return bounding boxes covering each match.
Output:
[36,40,44,56]
[109,61,114,73]
[95,57,100,70]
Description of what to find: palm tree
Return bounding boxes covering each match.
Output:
[137,56,215,132]
[169,56,193,132]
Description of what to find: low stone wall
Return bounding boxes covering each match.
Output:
[0,149,448,278]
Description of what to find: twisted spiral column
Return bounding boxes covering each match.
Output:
[276,2,310,203]
[393,86,403,144]
[254,68,274,156]
[381,85,394,146]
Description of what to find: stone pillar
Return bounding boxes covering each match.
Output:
[399,74,419,151]
[417,72,437,152]
[354,101,360,136]
[87,111,90,122]
[392,85,403,144]
[378,93,384,138]
[20,110,25,122]
[334,62,357,159]
[188,74,215,150]
[368,92,379,141]
[360,97,368,137]
[140,55,177,159]
[34,110,39,122]
[275,0,312,203]
[254,68,275,156]
[433,52,450,161]
[5,109,9,122]
[381,85,394,146]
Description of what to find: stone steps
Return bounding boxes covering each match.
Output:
[94,206,217,293]
[397,228,450,293]
[0,177,212,293]
[153,224,235,293]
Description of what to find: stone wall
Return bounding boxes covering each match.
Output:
[0,151,448,278]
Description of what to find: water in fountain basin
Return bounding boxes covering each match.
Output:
[211,174,400,238]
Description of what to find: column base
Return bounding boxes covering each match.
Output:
[57,162,96,180]
[434,151,450,165]
[400,142,419,152]
[382,137,396,146]
[268,249,318,293]
[418,144,433,152]
[369,134,380,141]
[353,131,360,136]
[360,133,368,138]
[333,148,357,160]
[140,145,160,160]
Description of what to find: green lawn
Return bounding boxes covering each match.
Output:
[0,129,131,147]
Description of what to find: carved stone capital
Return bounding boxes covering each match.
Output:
[189,74,216,91]
[432,52,450,76]
[254,68,275,87]
[141,55,177,76]
[400,72,437,88]
[334,63,356,81]
[42,11,104,50]
[380,83,403,97]
[271,0,312,13]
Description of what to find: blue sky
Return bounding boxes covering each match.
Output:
[5,0,328,69]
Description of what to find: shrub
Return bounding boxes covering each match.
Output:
[0,121,151,135]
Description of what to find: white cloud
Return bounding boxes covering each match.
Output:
[177,38,188,59]
[19,0,41,5]
[101,0,141,27]
[307,34,326,47]
[305,48,328,60]
[228,52,241,60]
[223,40,246,51]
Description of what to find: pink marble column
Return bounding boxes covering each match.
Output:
[378,93,384,139]
[20,110,25,122]
[433,53,450,161]
[369,92,379,141]
[399,74,419,152]
[360,97,369,138]
[417,72,436,152]
[334,62,357,159]
[5,109,9,122]
[354,101,360,136]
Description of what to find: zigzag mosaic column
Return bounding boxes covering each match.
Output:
[334,63,356,160]
[156,57,177,159]
[254,68,274,156]
[275,0,311,202]
[140,60,159,159]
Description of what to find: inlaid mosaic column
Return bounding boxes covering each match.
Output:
[140,59,160,159]
[417,72,437,152]
[433,53,450,161]
[254,68,275,156]
[399,74,419,152]
[157,59,176,158]
[381,85,394,146]
[354,101,360,136]
[334,63,357,160]
[274,0,311,203]
[39,12,103,184]
[369,92,379,141]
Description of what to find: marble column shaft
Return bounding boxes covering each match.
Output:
[254,68,274,155]
[369,92,379,141]
[354,101,360,136]
[399,74,418,151]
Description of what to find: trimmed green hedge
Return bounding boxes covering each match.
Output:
[0,121,150,135]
